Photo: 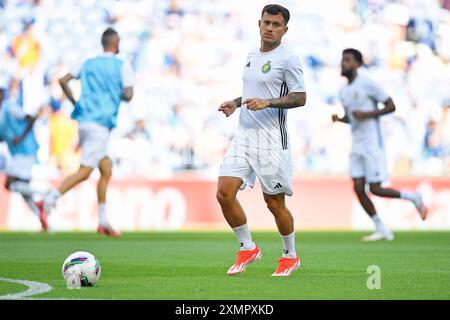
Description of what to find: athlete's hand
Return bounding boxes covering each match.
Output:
[331,114,339,122]
[352,110,369,120]
[243,98,270,111]
[218,101,237,117]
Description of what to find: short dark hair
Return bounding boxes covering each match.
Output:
[101,27,119,48]
[261,4,290,25]
[343,48,363,65]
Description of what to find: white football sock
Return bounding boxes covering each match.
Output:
[44,189,61,207]
[400,190,418,203]
[280,231,297,259]
[98,203,108,226]
[232,223,256,251]
[371,214,388,233]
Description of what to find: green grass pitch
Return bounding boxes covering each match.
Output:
[0,231,449,300]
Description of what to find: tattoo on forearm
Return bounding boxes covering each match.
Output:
[268,93,305,109]
[233,97,242,107]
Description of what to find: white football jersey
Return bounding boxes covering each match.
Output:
[232,45,306,149]
[339,73,390,153]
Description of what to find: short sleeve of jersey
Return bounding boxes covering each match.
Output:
[121,60,134,88]
[283,55,306,93]
[365,77,389,102]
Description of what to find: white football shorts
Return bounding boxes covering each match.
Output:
[78,122,111,168]
[350,148,388,183]
[219,142,293,196]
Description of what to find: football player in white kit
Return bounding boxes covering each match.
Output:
[332,48,428,242]
[217,4,306,276]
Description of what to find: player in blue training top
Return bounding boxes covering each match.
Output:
[39,28,134,237]
[0,78,47,230]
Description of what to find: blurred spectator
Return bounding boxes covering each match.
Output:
[424,119,443,158]
[11,18,40,72]
[1,0,450,180]
[47,80,79,174]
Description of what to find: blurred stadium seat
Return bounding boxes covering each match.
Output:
[1,0,449,179]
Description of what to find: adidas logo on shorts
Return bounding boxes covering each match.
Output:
[273,183,283,189]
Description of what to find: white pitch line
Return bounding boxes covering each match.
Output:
[0,277,52,300]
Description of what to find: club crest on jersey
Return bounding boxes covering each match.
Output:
[261,61,271,73]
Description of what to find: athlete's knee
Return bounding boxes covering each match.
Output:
[100,167,112,180]
[78,168,93,182]
[99,159,112,179]
[264,197,285,215]
[353,182,366,196]
[216,187,237,206]
[369,184,383,196]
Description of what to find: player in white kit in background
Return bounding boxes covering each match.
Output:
[217,4,306,276]
[332,48,428,242]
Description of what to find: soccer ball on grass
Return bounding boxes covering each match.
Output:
[62,251,101,289]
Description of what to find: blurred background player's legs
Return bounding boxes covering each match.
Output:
[57,165,94,195]
[43,165,93,207]
[6,176,35,198]
[368,183,401,198]
[40,165,93,225]
[216,176,260,275]
[96,156,120,237]
[5,176,47,230]
[355,178,428,242]
[97,157,112,215]
[352,177,393,241]
[41,121,119,236]
[53,122,106,199]
[353,177,377,217]
[368,183,427,220]
[364,151,427,218]
[42,161,119,236]
[5,155,48,231]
